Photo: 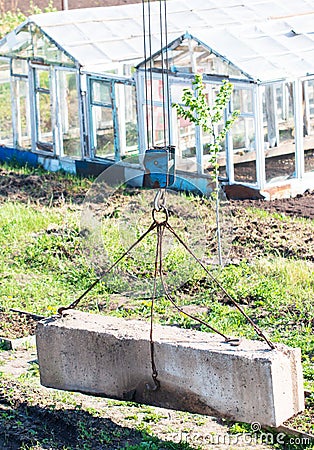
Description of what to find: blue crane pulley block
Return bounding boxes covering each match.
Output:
[143,146,175,188]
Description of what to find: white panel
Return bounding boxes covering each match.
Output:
[4,0,307,80]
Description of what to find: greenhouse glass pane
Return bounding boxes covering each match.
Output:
[115,82,138,163]
[57,70,81,158]
[92,105,115,160]
[302,79,314,173]
[18,79,31,146]
[0,60,12,144]
[91,80,111,105]
[198,51,243,78]
[11,59,28,76]
[233,117,255,152]
[0,25,33,58]
[148,38,245,78]
[144,105,169,149]
[36,69,50,90]
[233,117,257,183]
[13,77,31,148]
[32,26,74,66]
[171,82,192,104]
[233,88,253,114]
[262,83,296,182]
[37,91,52,146]
[176,113,196,172]
[124,84,138,152]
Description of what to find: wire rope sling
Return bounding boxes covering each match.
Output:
[54,0,275,396]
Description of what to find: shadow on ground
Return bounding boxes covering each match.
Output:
[0,398,194,449]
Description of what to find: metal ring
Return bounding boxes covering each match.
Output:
[152,206,169,224]
[224,338,241,347]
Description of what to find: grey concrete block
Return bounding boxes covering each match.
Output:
[36,310,304,427]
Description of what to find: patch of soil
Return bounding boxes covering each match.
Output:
[0,379,142,450]
[234,189,314,221]
[285,392,314,436]
[0,311,42,339]
[229,204,314,262]
[0,167,91,206]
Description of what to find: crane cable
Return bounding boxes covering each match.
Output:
[142,0,174,388]
[141,0,171,148]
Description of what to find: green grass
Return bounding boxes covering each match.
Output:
[0,200,97,314]
[0,161,313,447]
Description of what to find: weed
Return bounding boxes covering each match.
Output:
[18,361,39,381]
[142,411,167,423]
[125,413,139,421]
[123,432,199,449]
[99,429,113,444]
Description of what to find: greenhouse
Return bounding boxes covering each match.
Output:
[0,0,313,198]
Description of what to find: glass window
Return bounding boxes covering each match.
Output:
[233,117,256,183]
[92,105,114,159]
[0,60,13,145]
[232,117,255,151]
[302,79,314,173]
[91,80,111,105]
[36,69,50,90]
[90,79,114,160]
[204,84,256,183]
[0,25,33,59]
[34,68,53,150]
[232,127,255,182]
[199,52,243,78]
[12,77,31,148]
[37,91,52,145]
[177,115,195,155]
[170,82,197,172]
[0,24,74,66]
[149,79,164,103]
[32,26,74,66]
[57,70,81,158]
[171,82,191,104]
[145,105,169,148]
[116,83,138,162]
[202,83,224,177]
[141,78,164,103]
[11,59,28,77]
[147,38,247,79]
[233,88,253,114]
[262,83,296,182]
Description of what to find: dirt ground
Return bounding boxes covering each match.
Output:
[234,189,314,221]
[0,310,42,339]
[0,361,275,450]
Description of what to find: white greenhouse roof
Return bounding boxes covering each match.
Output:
[2,0,314,81]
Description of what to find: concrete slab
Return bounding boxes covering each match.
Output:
[36,310,304,427]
